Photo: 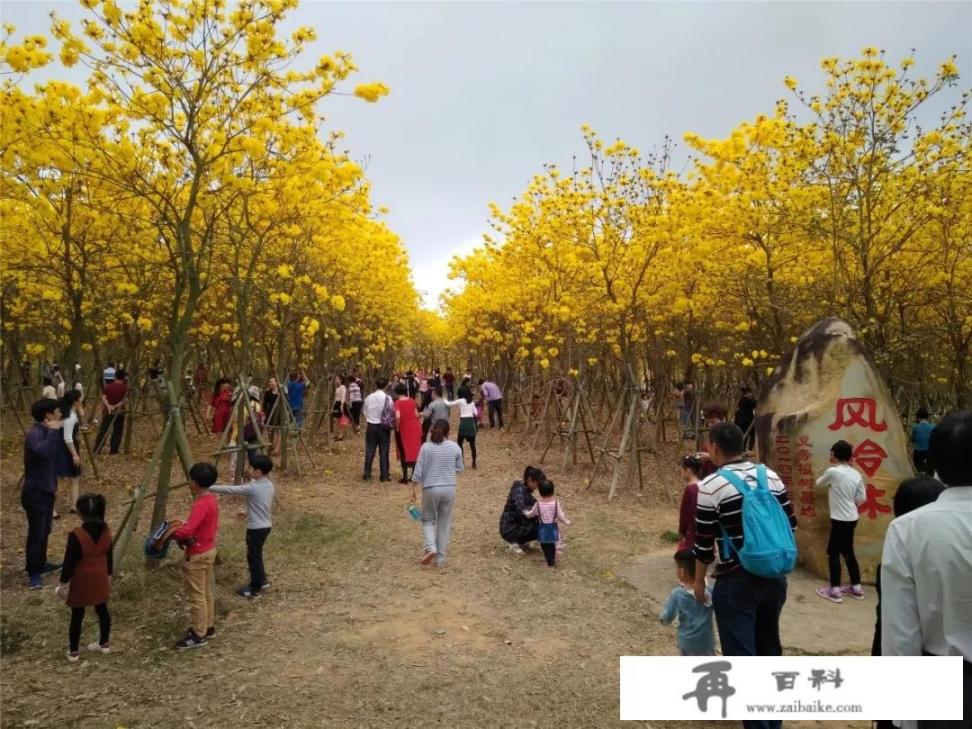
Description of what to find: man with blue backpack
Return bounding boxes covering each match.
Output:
[692,422,798,729]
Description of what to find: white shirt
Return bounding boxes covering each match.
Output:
[62,410,79,445]
[103,366,115,383]
[881,486,972,660]
[333,384,347,404]
[815,463,866,522]
[363,389,389,425]
[445,398,476,418]
[41,385,56,399]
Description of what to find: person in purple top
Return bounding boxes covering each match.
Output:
[478,377,505,429]
[22,398,65,588]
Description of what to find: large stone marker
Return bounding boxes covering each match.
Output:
[756,318,914,581]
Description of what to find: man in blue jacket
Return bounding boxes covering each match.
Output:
[22,398,65,588]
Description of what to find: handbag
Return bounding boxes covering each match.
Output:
[380,395,396,430]
[338,414,351,427]
[537,501,560,545]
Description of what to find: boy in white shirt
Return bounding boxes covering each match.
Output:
[815,440,867,603]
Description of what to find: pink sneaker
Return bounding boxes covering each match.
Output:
[841,585,865,600]
[815,586,843,603]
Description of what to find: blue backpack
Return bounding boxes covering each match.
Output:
[717,465,797,578]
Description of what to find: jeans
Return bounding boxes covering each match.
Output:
[913,450,931,475]
[22,490,54,575]
[827,519,861,587]
[712,570,787,729]
[421,486,456,566]
[350,401,363,429]
[181,548,216,638]
[246,527,271,593]
[69,603,110,652]
[445,384,455,400]
[292,409,304,429]
[487,398,504,428]
[95,412,125,454]
[363,423,391,480]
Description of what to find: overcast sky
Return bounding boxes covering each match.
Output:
[3,1,970,308]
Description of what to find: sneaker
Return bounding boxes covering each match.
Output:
[420,550,437,565]
[507,542,525,555]
[175,632,208,650]
[236,586,261,599]
[261,579,271,589]
[379,476,392,483]
[361,475,372,482]
[66,650,80,662]
[87,642,110,653]
[841,585,865,600]
[815,586,843,604]
[40,562,62,575]
[28,575,42,590]
[205,627,216,639]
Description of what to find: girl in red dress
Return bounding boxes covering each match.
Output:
[210,379,232,435]
[56,493,112,661]
[393,384,422,483]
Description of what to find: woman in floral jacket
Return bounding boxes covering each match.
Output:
[499,466,545,554]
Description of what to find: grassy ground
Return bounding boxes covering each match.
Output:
[1,417,865,728]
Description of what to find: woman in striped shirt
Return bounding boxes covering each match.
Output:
[410,419,464,567]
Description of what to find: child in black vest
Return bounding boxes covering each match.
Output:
[56,493,112,662]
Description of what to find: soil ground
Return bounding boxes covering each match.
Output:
[1,413,872,728]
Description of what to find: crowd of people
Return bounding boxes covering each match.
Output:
[17,360,970,728]
[667,407,971,729]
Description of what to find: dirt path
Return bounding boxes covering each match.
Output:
[1,424,869,728]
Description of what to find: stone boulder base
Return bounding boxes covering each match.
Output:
[756,318,913,581]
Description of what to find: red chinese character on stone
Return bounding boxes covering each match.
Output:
[853,439,888,478]
[800,503,816,518]
[858,484,892,519]
[798,462,813,477]
[828,398,888,432]
[797,435,812,447]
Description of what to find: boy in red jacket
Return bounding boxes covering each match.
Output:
[166,462,220,650]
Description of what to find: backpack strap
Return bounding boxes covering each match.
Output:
[715,467,752,562]
[754,463,768,492]
[717,467,751,494]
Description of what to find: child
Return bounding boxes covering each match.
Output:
[815,440,867,603]
[677,455,704,552]
[910,407,935,475]
[56,494,112,662]
[210,454,275,599]
[167,462,220,649]
[523,479,571,567]
[659,550,715,656]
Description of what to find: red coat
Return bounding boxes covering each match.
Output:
[211,390,232,434]
[395,397,422,464]
[67,526,112,608]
